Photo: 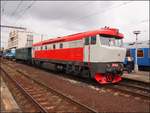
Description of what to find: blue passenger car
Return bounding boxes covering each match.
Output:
[124,40,150,71]
[3,48,16,59]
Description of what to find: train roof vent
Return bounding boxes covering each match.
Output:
[102,26,109,29]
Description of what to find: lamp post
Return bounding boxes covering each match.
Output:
[41,34,43,41]
[133,30,141,72]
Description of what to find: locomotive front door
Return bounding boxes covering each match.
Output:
[84,37,90,63]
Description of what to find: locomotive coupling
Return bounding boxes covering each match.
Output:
[105,63,123,75]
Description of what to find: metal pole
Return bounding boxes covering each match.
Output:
[134,34,138,72]
[41,34,43,41]
[133,30,140,72]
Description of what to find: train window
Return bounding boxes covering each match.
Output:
[85,37,89,45]
[41,46,43,50]
[45,46,47,50]
[137,49,144,57]
[149,49,150,57]
[91,36,96,45]
[53,44,56,49]
[60,43,63,48]
[126,49,131,57]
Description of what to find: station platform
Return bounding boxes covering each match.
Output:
[122,71,150,83]
[0,76,21,112]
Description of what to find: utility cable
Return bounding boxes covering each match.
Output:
[10,0,23,17]
[15,0,36,25]
[54,1,132,31]
[1,1,7,16]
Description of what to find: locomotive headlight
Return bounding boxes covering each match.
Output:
[112,63,118,67]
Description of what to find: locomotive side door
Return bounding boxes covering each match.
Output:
[84,37,90,63]
[84,35,98,63]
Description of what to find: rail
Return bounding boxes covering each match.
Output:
[1,62,98,113]
[2,59,150,100]
[1,66,49,113]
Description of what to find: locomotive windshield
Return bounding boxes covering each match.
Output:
[99,35,123,47]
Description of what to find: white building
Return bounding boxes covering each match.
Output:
[8,29,33,49]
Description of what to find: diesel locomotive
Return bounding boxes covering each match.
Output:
[15,27,126,84]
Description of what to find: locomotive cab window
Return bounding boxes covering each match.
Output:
[99,35,123,47]
[137,49,144,57]
[85,37,89,45]
[91,36,96,45]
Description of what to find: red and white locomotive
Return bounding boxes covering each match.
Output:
[32,27,126,84]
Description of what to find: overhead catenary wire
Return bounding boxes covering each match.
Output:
[27,1,132,38]
[14,0,36,25]
[12,1,132,34]
[44,2,92,21]
[45,1,133,37]
[2,1,148,41]
[1,1,7,16]
[56,1,149,39]
[14,1,90,31]
[73,2,132,23]
[10,0,23,17]
[15,1,35,16]
[41,1,147,39]
[17,2,92,38]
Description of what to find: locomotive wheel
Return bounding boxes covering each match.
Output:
[81,68,91,79]
[66,64,73,74]
[73,65,81,76]
[55,64,65,72]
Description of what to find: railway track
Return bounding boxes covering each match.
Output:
[110,79,150,99]
[107,84,150,100]
[2,59,150,101]
[0,62,98,113]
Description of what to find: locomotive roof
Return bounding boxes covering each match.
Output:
[33,27,124,46]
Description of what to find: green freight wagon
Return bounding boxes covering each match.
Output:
[15,47,32,61]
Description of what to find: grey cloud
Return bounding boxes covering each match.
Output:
[1,1,117,30]
[1,1,149,47]
[27,1,113,28]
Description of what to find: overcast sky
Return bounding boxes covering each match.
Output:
[1,1,149,48]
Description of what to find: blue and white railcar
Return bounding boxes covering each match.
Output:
[124,40,150,70]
